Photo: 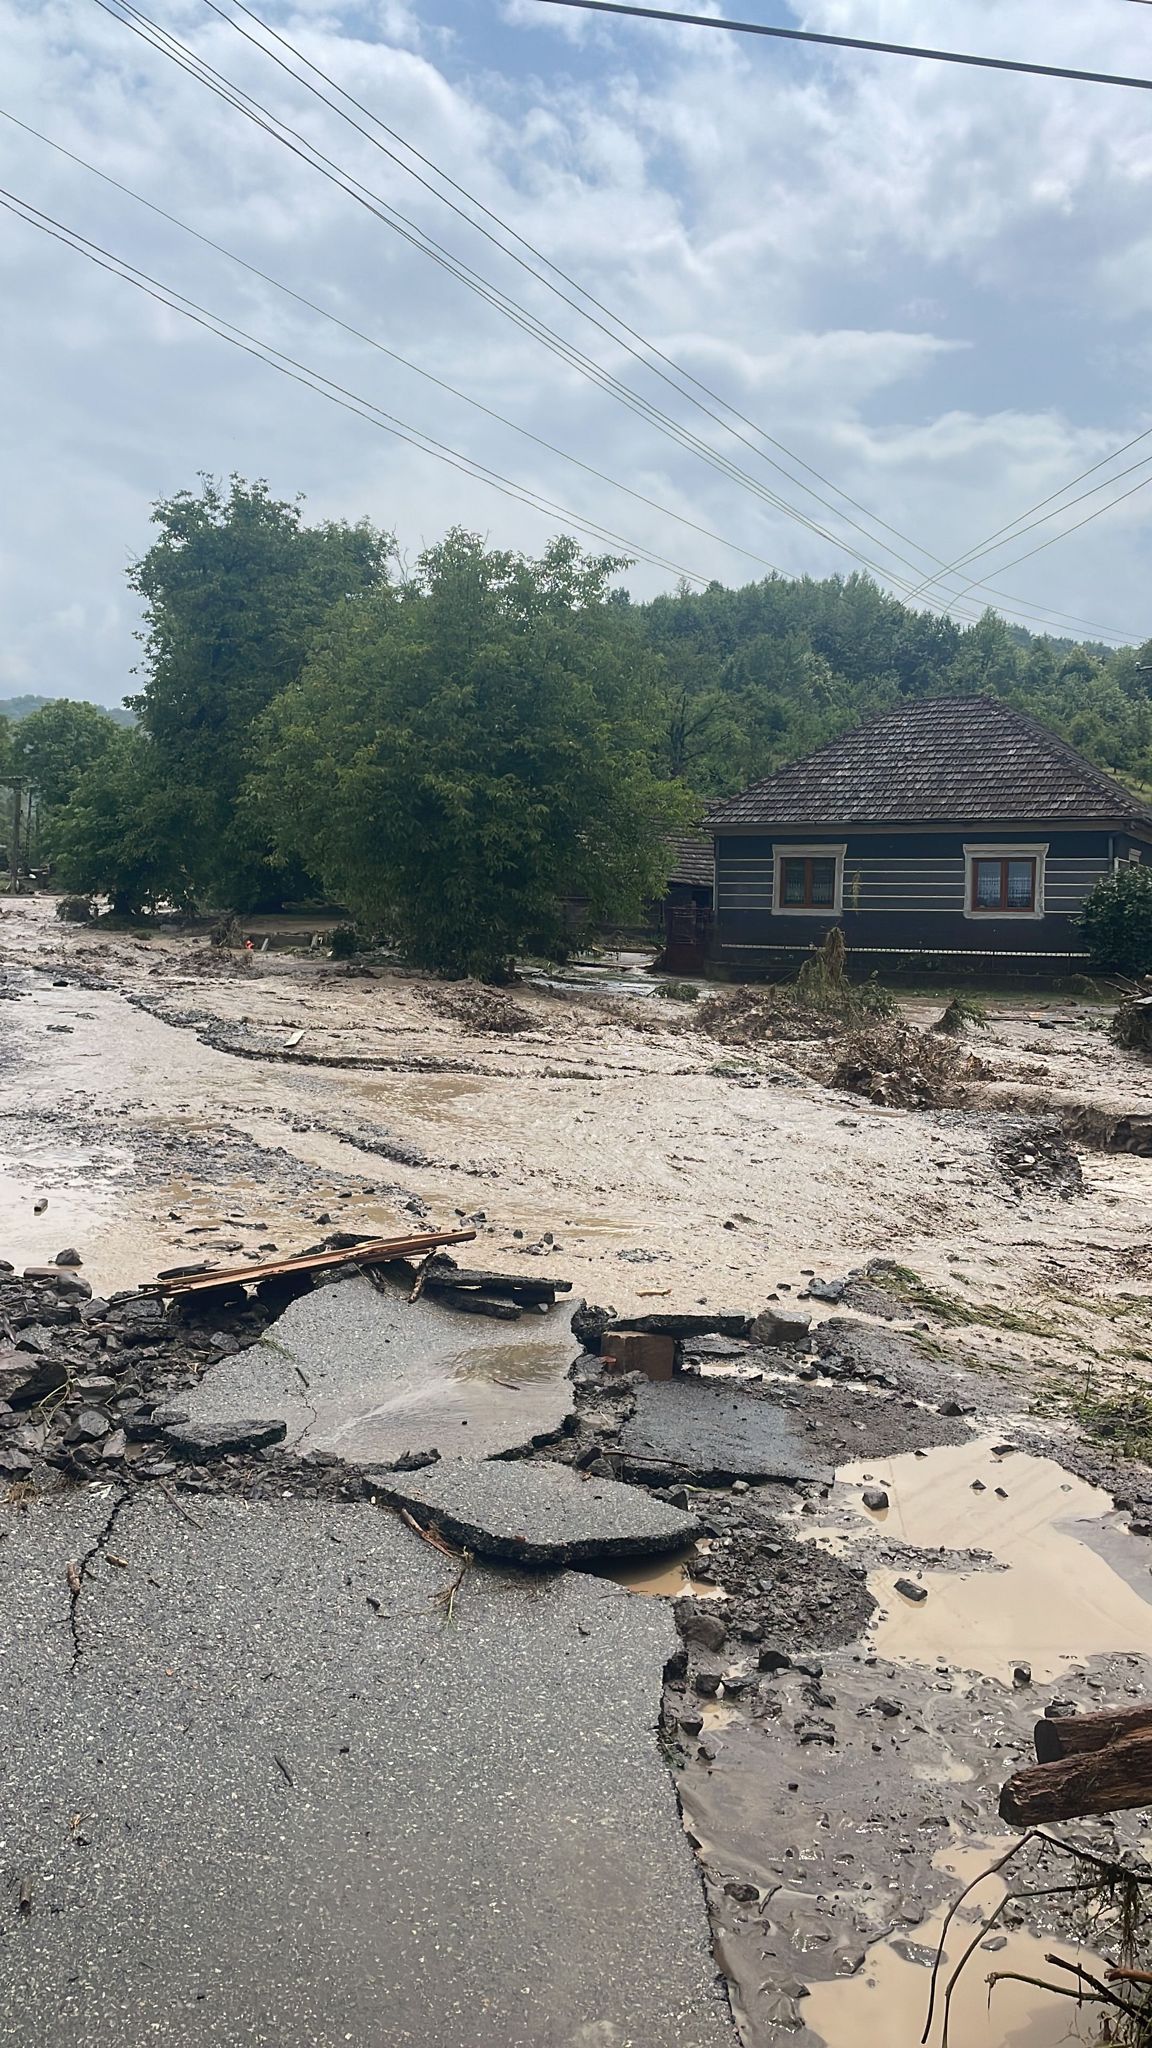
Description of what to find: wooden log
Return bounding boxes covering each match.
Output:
[421,1261,570,1301]
[147,1228,476,1297]
[1000,1728,1152,1826]
[1035,1703,1152,1764]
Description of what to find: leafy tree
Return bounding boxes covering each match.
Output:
[251,530,693,978]
[129,475,392,907]
[52,731,197,916]
[1080,865,1152,977]
[11,698,119,812]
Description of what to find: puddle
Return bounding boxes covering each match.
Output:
[839,1438,1152,1683]
[598,1541,722,1599]
[447,1340,572,1386]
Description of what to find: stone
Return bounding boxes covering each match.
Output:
[1129,1520,1152,1539]
[693,1670,722,1696]
[66,1409,112,1443]
[721,1671,753,1697]
[673,1598,727,1654]
[0,1445,32,1476]
[807,1278,846,1303]
[861,1487,889,1511]
[362,1459,699,1566]
[723,1882,758,1904]
[757,1647,792,1673]
[74,1375,118,1399]
[101,1430,128,1462]
[1013,1663,1032,1688]
[53,1248,83,1267]
[872,1696,903,1717]
[677,1713,704,1738]
[162,1417,288,1459]
[750,1307,811,1348]
[0,1354,67,1406]
[586,1457,615,1478]
[895,1577,928,1604]
[619,1377,832,1487]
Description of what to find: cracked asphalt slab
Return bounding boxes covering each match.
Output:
[1,1493,734,2048]
[180,1274,579,1465]
[364,1457,700,1564]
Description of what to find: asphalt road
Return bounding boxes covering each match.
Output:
[1,1491,735,2047]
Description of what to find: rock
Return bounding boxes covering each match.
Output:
[674,1598,728,1654]
[693,1670,722,1696]
[1013,1663,1032,1688]
[162,1417,288,1459]
[53,1248,82,1267]
[677,1713,703,1738]
[65,1409,112,1443]
[862,1486,889,1511]
[757,1647,792,1673]
[0,1445,33,1476]
[101,1429,127,1462]
[794,1718,836,1745]
[0,1354,68,1406]
[389,1448,441,1474]
[895,1577,928,1603]
[571,1303,614,1353]
[938,1400,968,1417]
[807,1278,846,1303]
[586,1457,615,1479]
[721,1671,753,1697]
[74,1375,118,1399]
[872,1696,903,1717]
[723,1882,759,1904]
[1129,1520,1152,1539]
[750,1307,811,1348]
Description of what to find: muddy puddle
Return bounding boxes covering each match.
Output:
[598,1541,721,1599]
[830,1438,1152,1683]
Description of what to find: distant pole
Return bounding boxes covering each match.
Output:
[2,779,24,893]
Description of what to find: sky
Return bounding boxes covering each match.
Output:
[3,0,1152,706]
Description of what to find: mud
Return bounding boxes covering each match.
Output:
[8,900,1152,2046]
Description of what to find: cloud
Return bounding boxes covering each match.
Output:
[1,0,1150,707]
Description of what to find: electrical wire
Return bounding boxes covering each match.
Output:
[0,185,713,585]
[531,0,1152,92]
[208,0,1136,644]
[90,0,1134,639]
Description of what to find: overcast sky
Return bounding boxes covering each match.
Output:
[3,0,1152,707]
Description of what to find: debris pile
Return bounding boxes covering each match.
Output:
[420,980,535,1034]
[830,1019,988,1107]
[1114,981,1152,1054]
[993,1117,1085,1198]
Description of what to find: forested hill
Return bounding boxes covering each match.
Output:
[0,695,133,726]
[634,573,1152,797]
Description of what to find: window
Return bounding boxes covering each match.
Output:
[971,857,1036,913]
[772,843,846,915]
[781,856,837,907]
[963,843,1047,919]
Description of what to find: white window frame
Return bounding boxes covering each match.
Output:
[963,842,1047,921]
[772,842,846,917]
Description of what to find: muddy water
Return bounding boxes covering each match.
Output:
[600,1542,721,1599]
[837,1439,1152,1683]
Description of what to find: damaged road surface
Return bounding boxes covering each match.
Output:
[3,1493,734,2048]
[176,1273,578,1465]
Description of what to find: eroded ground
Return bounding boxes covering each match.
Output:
[6,893,1152,2045]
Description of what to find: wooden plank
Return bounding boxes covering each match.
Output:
[1000,1729,1152,1826]
[146,1228,477,1298]
[1034,1703,1152,1764]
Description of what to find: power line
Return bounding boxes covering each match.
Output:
[532,0,1152,92]
[0,185,712,586]
[90,0,1134,640]
[0,109,795,587]
[209,0,1137,646]
[950,466,1152,596]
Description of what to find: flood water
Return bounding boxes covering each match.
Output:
[837,1438,1152,1683]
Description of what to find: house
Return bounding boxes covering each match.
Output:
[659,832,714,972]
[705,695,1152,976]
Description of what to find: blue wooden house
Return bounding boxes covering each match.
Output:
[705,696,1152,975]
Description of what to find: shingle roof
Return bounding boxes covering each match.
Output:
[666,832,714,886]
[708,696,1152,830]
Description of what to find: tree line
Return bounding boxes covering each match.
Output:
[3,474,1149,977]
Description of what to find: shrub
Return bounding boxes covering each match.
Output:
[329,923,362,958]
[1080,866,1152,976]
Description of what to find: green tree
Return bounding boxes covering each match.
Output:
[52,731,197,916]
[251,530,692,978]
[129,474,392,907]
[1080,865,1152,976]
[11,698,119,812]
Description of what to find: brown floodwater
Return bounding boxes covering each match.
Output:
[598,1541,723,1599]
[835,1438,1152,1684]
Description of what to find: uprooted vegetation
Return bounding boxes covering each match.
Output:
[418,980,536,1035]
[696,929,896,1045]
[830,1019,990,1107]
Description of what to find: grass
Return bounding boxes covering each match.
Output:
[874,1261,1068,1339]
[1070,1378,1152,1464]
